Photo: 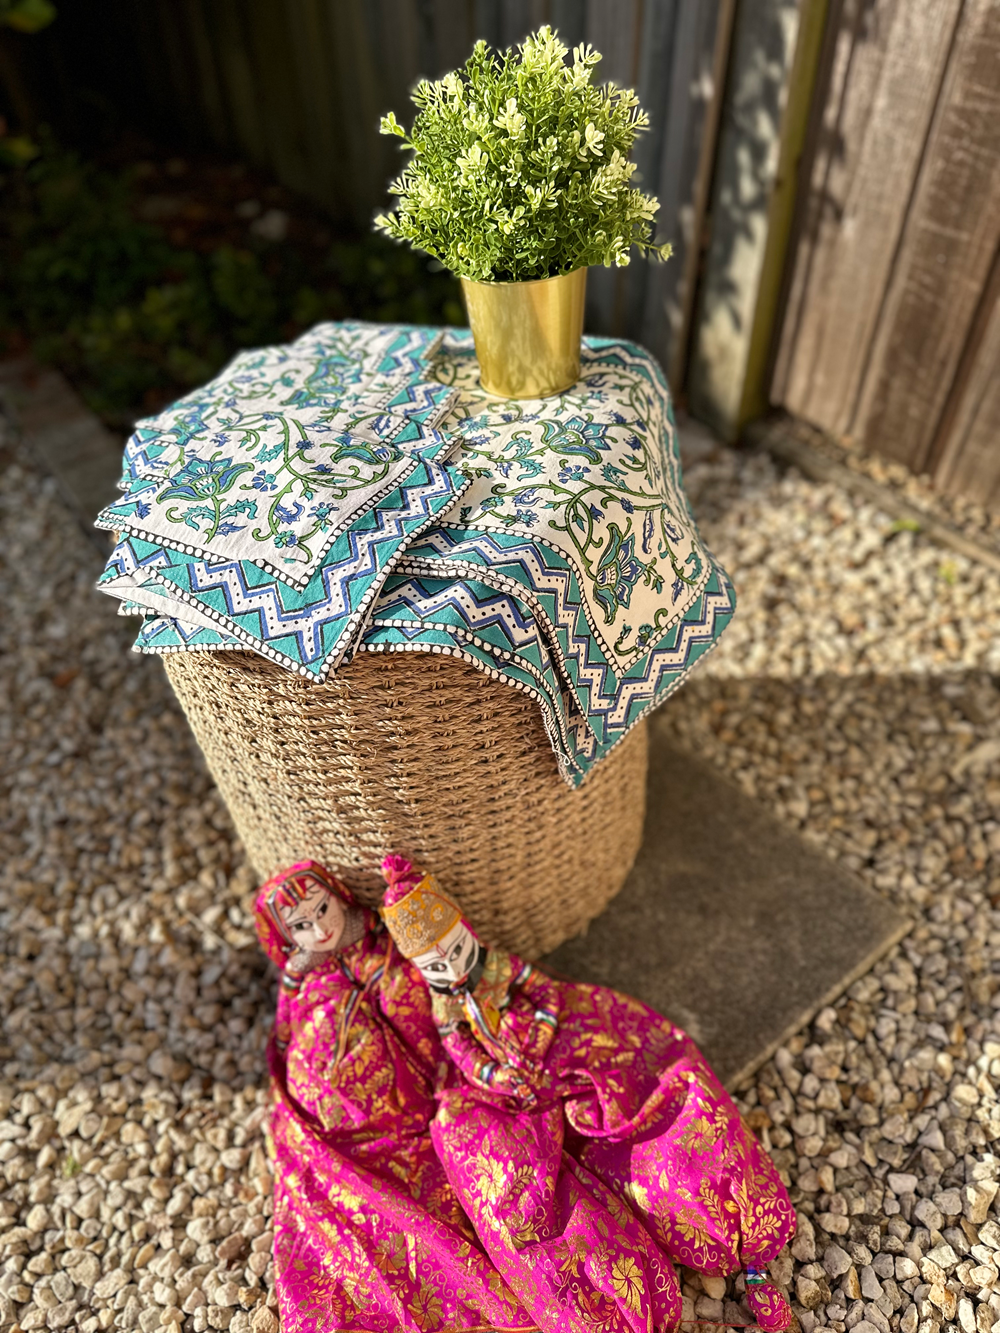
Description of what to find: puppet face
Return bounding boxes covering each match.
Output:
[277,879,346,953]
[411,918,478,986]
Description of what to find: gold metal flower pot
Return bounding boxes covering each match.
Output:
[460,267,587,399]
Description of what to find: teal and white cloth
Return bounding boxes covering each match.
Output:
[97,320,735,785]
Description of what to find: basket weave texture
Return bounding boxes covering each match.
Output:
[164,650,648,957]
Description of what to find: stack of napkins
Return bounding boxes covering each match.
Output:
[97,322,736,786]
[96,322,471,675]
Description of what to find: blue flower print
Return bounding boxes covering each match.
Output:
[619,497,634,514]
[210,433,230,448]
[514,509,538,527]
[252,471,278,492]
[273,532,298,548]
[309,501,337,531]
[275,501,305,526]
[216,520,246,536]
[558,462,589,484]
[594,522,644,624]
[159,456,252,503]
[542,417,610,464]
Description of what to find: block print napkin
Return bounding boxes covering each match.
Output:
[99,424,461,590]
[429,331,712,672]
[119,378,457,489]
[147,322,446,422]
[122,458,470,677]
[134,615,242,654]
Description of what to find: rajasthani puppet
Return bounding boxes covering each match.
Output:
[379,854,796,1333]
[253,861,535,1333]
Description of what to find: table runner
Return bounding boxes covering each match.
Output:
[96,320,735,785]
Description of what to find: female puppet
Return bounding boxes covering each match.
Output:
[254,860,537,1333]
[380,854,796,1333]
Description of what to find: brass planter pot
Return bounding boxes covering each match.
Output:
[460,267,587,399]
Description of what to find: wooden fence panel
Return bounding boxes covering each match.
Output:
[180,0,233,149]
[929,243,1000,505]
[849,0,1000,472]
[772,0,964,438]
[773,0,1000,502]
[585,0,732,384]
[583,0,643,334]
[636,0,734,390]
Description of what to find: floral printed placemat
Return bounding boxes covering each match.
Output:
[117,459,469,676]
[119,377,457,488]
[98,428,460,590]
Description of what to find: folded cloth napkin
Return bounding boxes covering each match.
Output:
[97,321,735,785]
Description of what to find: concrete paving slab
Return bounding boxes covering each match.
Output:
[546,714,911,1089]
[0,359,122,537]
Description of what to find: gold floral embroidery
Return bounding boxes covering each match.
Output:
[611,1255,646,1316]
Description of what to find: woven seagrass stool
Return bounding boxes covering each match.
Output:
[164,651,648,957]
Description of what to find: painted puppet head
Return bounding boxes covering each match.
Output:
[380,854,481,988]
[253,861,355,968]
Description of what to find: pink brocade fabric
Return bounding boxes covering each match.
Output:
[430,956,796,1330]
[259,899,794,1332]
[264,927,536,1333]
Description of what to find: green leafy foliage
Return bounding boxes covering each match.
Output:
[0,0,56,33]
[375,25,671,283]
[0,138,462,424]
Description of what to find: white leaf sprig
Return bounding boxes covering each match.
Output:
[374,26,672,283]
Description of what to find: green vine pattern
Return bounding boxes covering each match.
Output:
[432,346,705,659]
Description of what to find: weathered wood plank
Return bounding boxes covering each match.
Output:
[853,0,1000,473]
[584,0,643,334]
[930,242,1000,506]
[243,0,314,198]
[771,0,964,438]
[180,0,234,149]
[635,0,733,387]
[202,0,270,169]
[687,0,807,438]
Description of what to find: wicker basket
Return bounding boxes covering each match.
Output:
[163,650,648,956]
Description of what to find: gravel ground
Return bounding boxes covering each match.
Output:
[1,417,999,1333]
[791,422,1000,564]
